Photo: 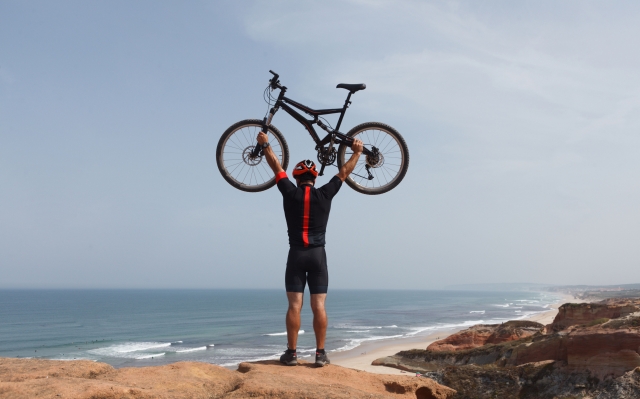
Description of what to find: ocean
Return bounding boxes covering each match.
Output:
[0,289,560,368]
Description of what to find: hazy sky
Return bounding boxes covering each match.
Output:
[2,1,639,289]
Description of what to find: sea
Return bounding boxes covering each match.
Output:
[0,289,561,368]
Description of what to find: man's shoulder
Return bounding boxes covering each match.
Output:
[316,176,343,199]
[277,173,296,192]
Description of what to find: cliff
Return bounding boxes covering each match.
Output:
[0,357,455,399]
[426,320,544,352]
[377,320,640,377]
[374,300,640,398]
[549,301,640,331]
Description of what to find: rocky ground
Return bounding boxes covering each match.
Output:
[373,298,640,399]
[0,357,455,399]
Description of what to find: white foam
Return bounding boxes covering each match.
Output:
[406,320,485,336]
[213,345,292,367]
[494,304,510,308]
[333,324,383,329]
[172,341,183,344]
[263,330,304,336]
[385,325,398,328]
[176,346,208,353]
[469,311,485,314]
[332,334,405,352]
[346,330,370,333]
[88,342,172,358]
[218,353,280,367]
[135,353,165,360]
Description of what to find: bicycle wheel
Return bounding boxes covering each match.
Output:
[337,122,409,195]
[217,119,290,192]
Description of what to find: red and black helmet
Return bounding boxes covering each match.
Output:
[292,160,319,178]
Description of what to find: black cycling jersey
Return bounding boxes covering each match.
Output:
[276,172,342,248]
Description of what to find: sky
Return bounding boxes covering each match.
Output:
[1,0,639,289]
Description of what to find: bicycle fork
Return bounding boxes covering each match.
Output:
[250,107,278,158]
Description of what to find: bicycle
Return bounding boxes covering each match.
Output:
[216,71,409,195]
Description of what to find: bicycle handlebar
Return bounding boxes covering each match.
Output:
[269,70,280,89]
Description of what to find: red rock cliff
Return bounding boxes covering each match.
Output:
[427,320,544,352]
[508,327,640,379]
[550,302,640,331]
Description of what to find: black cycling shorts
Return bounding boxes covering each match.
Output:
[285,246,328,294]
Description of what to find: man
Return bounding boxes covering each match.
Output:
[256,131,364,367]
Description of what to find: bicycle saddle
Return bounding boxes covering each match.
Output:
[336,83,366,92]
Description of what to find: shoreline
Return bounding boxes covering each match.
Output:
[331,292,579,375]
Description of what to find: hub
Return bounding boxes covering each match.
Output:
[243,146,262,166]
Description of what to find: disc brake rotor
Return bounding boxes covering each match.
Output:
[242,146,262,166]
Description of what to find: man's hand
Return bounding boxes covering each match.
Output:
[351,138,363,154]
[337,138,364,181]
[257,132,284,175]
[257,131,269,145]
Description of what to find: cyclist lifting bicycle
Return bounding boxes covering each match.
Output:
[257,130,363,366]
[217,71,409,366]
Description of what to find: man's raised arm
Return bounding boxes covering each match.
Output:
[336,139,364,181]
[257,132,284,175]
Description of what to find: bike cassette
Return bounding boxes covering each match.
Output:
[365,146,384,168]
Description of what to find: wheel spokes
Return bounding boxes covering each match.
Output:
[346,128,404,190]
[220,124,285,188]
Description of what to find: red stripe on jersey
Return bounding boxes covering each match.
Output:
[275,171,287,183]
[302,186,310,247]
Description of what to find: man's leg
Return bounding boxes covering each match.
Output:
[286,292,303,350]
[310,293,327,349]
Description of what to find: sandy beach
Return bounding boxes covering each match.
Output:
[331,292,579,375]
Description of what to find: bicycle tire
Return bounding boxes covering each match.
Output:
[337,122,409,195]
[216,119,290,192]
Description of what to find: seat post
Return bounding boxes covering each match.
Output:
[335,92,353,131]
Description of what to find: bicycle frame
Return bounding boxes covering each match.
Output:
[251,72,377,178]
[265,85,356,149]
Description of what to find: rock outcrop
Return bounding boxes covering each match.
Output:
[378,325,640,380]
[426,320,544,352]
[0,357,456,399]
[373,299,640,398]
[549,301,640,331]
[425,362,640,399]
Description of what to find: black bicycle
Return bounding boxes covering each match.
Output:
[216,71,409,195]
